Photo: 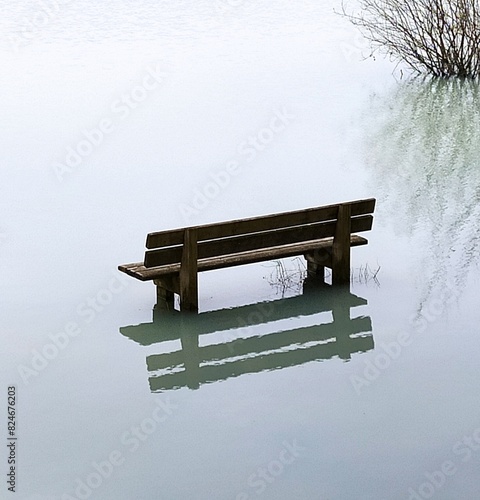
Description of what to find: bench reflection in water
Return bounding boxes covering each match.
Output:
[119,285,374,392]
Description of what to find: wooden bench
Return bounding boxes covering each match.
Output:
[118,198,376,312]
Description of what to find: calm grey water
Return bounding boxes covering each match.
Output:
[1,1,480,499]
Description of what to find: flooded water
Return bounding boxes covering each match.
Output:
[1,1,480,499]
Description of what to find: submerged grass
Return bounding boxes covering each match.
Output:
[264,258,381,297]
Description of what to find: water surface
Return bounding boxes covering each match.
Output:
[1,2,480,499]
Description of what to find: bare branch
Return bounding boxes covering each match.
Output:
[340,0,480,78]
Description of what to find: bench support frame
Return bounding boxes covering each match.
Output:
[332,204,351,285]
[179,228,199,312]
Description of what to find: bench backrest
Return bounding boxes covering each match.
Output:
[144,198,375,268]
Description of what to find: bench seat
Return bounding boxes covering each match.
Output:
[119,234,368,281]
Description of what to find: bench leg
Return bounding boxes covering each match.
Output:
[332,204,351,286]
[179,228,199,312]
[303,251,330,293]
[307,259,325,280]
[154,280,175,310]
[304,250,329,285]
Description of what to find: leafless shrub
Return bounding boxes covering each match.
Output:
[341,0,480,77]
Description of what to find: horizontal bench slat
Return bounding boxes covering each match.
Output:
[144,214,373,268]
[146,198,375,249]
[118,234,368,281]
